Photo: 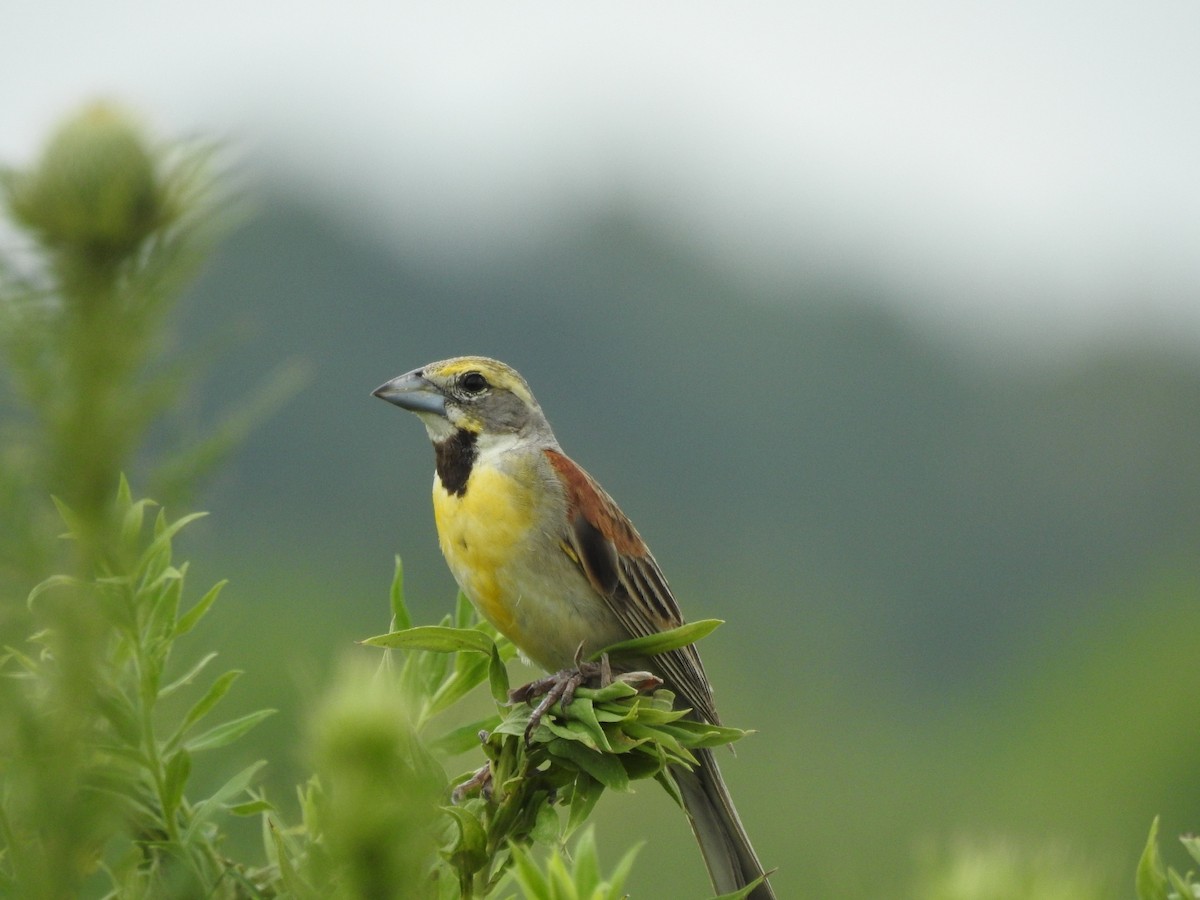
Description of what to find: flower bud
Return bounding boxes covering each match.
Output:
[6,102,166,256]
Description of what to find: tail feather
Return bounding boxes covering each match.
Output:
[672,748,776,899]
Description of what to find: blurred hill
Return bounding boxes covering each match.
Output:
[176,186,1200,896]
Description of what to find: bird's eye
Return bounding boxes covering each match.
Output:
[460,371,489,395]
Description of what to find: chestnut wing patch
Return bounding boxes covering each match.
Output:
[543,449,718,724]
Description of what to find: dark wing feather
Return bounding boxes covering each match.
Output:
[544,449,720,724]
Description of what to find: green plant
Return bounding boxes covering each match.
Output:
[0,482,274,898]
[3,100,739,900]
[1137,817,1200,900]
[258,561,747,899]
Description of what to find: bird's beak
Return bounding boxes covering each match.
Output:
[372,370,447,417]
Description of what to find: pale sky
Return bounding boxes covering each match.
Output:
[5,1,1200,347]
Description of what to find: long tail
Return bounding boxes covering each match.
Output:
[672,748,776,899]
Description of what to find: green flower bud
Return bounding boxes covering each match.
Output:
[5,102,167,256]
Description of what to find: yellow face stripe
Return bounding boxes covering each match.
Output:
[425,356,536,407]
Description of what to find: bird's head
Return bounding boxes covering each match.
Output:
[373,356,552,444]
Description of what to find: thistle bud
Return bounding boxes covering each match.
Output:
[5,102,167,257]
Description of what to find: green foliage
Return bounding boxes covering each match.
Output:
[264,565,745,899]
[0,102,293,899]
[1137,817,1200,900]
[506,829,640,900]
[0,99,298,595]
[0,483,274,898]
[8,97,1193,900]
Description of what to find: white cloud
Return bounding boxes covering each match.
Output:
[4,1,1199,345]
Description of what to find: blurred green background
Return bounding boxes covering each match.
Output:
[169,191,1200,897]
[6,4,1200,896]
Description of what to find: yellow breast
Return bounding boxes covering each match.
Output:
[431,462,537,641]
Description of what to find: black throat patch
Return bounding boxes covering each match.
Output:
[434,429,478,497]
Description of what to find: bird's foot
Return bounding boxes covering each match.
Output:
[509,652,612,744]
[451,732,495,803]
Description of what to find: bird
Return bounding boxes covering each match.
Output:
[373,356,776,899]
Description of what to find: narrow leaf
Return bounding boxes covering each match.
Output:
[566,774,602,838]
[389,556,410,629]
[442,805,489,874]
[170,670,242,748]
[185,708,276,753]
[26,574,84,609]
[606,840,644,897]
[711,874,770,899]
[487,643,510,703]
[427,718,499,759]
[162,749,191,820]
[570,828,601,895]
[174,580,226,637]
[361,625,496,655]
[135,511,208,582]
[594,619,722,660]
[548,739,630,792]
[159,652,218,698]
[1136,817,1168,900]
[1180,834,1200,867]
[184,760,267,843]
[228,798,275,817]
[508,842,549,896]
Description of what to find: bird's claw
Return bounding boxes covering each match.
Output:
[510,654,610,745]
[452,763,493,803]
[452,730,495,803]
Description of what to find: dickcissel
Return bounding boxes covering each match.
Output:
[374,356,775,899]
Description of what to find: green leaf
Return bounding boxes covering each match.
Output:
[361,624,496,655]
[442,804,489,875]
[541,717,604,753]
[1137,817,1169,900]
[185,708,276,753]
[711,874,770,899]
[487,642,510,703]
[428,718,498,759]
[575,680,641,705]
[1181,834,1200,867]
[454,590,473,630]
[593,619,722,660]
[162,748,191,819]
[144,564,185,643]
[1167,868,1194,900]
[389,556,410,629]
[267,818,310,898]
[669,720,750,750]
[606,840,644,898]
[228,798,275,817]
[566,774,602,839]
[119,492,154,552]
[531,803,560,846]
[571,698,613,752]
[169,669,242,749]
[509,841,550,897]
[95,684,141,744]
[546,848,576,898]
[50,494,83,539]
[184,760,267,843]
[173,579,226,637]
[135,510,207,583]
[26,573,84,609]
[159,651,218,698]
[570,828,601,895]
[425,652,483,717]
[547,739,630,792]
